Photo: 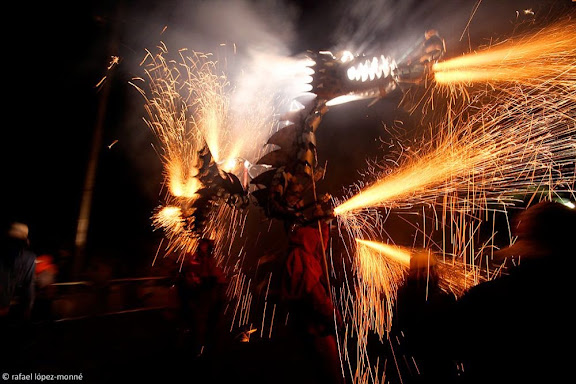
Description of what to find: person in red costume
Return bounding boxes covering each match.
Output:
[281,197,345,383]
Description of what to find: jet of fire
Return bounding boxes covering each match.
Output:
[433,18,576,88]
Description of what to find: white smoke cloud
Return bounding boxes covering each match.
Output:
[329,0,484,61]
[123,0,314,171]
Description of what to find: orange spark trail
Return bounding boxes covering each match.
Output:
[433,18,576,86]
[334,83,576,216]
[355,239,411,266]
[333,140,486,215]
[133,44,317,340]
[353,238,408,339]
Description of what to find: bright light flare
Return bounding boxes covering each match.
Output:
[166,159,203,198]
[339,50,355,63]
[346,55,396,82]
[220,157,240,173]
[153,206,184,233]
[326,94,370,106]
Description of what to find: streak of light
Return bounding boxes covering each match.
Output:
[350,237,409,339]
[434,18,576,87]
[334,84,576,216]
[355,239,411,266]
[107,56,120,70]
[327,94,371,106]
[268,304,276,339]
[459,0,482,42]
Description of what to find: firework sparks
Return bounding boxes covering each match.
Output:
[130,11,575,383]
[130,46,241,263]
[334,84,575,216]
[332,18,575,382]
[350,238,485,334]
[434,18,576,87]
[153,206,184,235]
[133,44,319,340]
[332,84,575,373]
[353,239,409,337]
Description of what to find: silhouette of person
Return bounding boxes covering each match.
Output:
[0,221,37,365]
[392,250,457,384]
[446,201,576,384]
[404,29,446,66]
[1,222,36,320]
[177,238,227,356]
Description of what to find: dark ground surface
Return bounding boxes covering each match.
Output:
[2,309,336,384]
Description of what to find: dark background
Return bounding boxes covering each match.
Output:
[3,0,573,279]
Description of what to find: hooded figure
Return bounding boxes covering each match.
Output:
[494,200,575,261]
[420,29,446,63]
[447,201,576,384]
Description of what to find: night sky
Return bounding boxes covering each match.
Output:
[4,0,573,277]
